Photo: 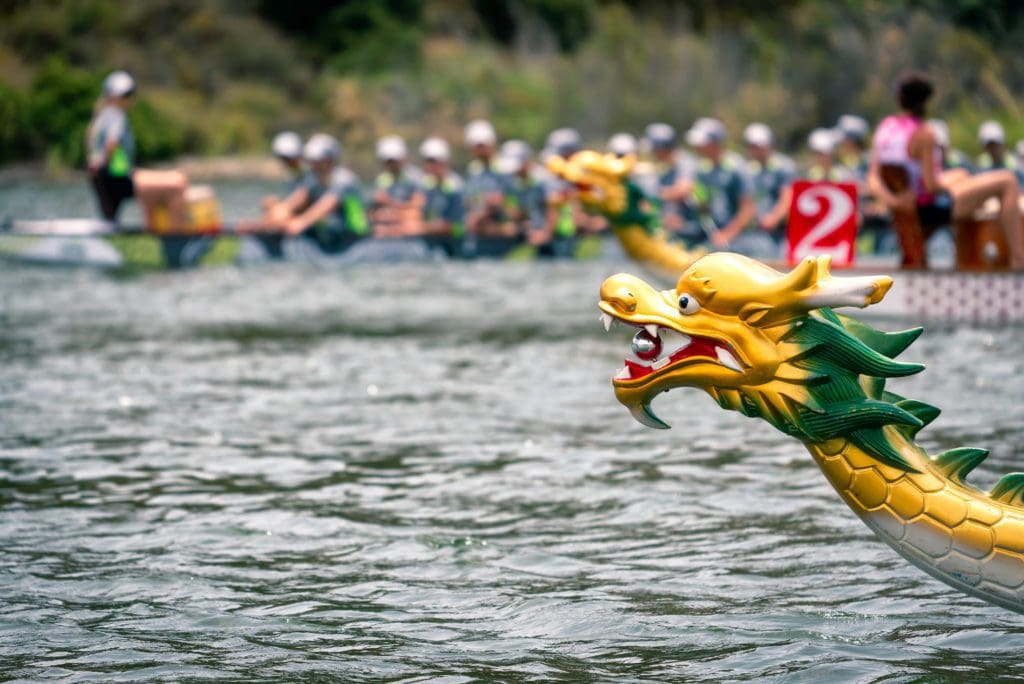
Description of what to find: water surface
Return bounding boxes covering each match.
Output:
[2,183,1024,681]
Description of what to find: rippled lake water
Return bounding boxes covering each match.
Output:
[3,182,1024,681]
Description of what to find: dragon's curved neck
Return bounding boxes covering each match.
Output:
[804,432,1024,613]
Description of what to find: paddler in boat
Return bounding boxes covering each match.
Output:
[370,134,423,237]
[683,118,768,257]
[643,122,699,245]
[929,119,973,173]
[867,71,1024,269]
[463,119,512,238]
[418,137,466,242]
[742,122,795,255]
[806,127,855,183]
[497,140,550,252]
[260,131,304,215]
[976,120,1024,187]
[278,133,370,253]
[536,127,587,251]
[86,70,188,229]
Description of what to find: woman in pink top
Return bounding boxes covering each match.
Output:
[868,71,1024,269]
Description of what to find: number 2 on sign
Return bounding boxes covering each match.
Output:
[787,181,858,267]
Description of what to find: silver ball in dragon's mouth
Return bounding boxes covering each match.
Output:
[631,329,661,359]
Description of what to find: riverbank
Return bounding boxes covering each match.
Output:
[0,156,292,186]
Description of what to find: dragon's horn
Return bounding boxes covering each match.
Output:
[737,256,893,325]
[799,256,893,310]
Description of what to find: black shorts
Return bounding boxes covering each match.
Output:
[92,169,134,221]
[916,200,952,228]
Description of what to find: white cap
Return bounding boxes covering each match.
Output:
[103,70,135,97]
[742,122,773,147]
[303,133,340,162]
[607,132,637,157]
[546,127,582,157]
[928,119,950,148]
[420,137,450,162]
[465,119,497,147]
[686,117,725,147]
[496,140,532,174]
[808,127,839,154]
[645,122,676,148]
[836,114,869,141]
[376,135,407,161]
[271,131,302,159]
[979,120,1005,145]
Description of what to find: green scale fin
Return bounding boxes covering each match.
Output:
[894,399,941,438]
[934,447,989,484]
[990,473,1024,506]
[782,317,924,379]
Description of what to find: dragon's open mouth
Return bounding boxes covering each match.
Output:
[599,312,743,382]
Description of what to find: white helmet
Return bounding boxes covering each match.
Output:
[808,127,839,154]
[303,133,340,162]
[546,128,582,157]
[607,132,638,157]
[928,119,950,148]
[420,137,451,162]
[742,122,773,148]
[376,135,407,161]
[103,70,135,97]
[836,114,869,141]
[464,119,497,147]
[644,122,676,149]
[271,131,302,159]
[979,120,1005,145]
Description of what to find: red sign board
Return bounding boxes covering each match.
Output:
[787,180,858,267]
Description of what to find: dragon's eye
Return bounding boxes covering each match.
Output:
[678,293,700,315]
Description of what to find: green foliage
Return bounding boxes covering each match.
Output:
[129,96,185,163]
[0,81,32,163]
[26,58,99,167]
[2,0,1024,172]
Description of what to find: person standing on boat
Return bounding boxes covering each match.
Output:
[371,134,423,237]
[419,137,465,242]
[742,122,794,251]
[464,119,511,237]
[86,70,188,229]
[867,71,1024,269]
[976,121,1024,187]
[281,133,369,253]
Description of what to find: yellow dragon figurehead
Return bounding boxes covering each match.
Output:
[598,253,1024,613]
[546,151,698,282]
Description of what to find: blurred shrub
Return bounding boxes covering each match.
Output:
[0,81,33,163]
[26,58,99,167]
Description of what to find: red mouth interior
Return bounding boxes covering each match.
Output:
[622,333,725,381]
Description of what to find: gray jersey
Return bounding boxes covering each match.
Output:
[87,105,135,176]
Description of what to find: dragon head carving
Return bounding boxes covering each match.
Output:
[546,151,650,228]
[598,252,932,470]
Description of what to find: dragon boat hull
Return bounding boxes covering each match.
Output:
[0,219,611,271]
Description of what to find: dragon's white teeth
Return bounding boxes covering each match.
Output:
[614,366,631,380]
[600,313,614,332]
[644,324,659,338]
[660,330,692,355]
[652,357,671,370]
[715,346,742,372]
